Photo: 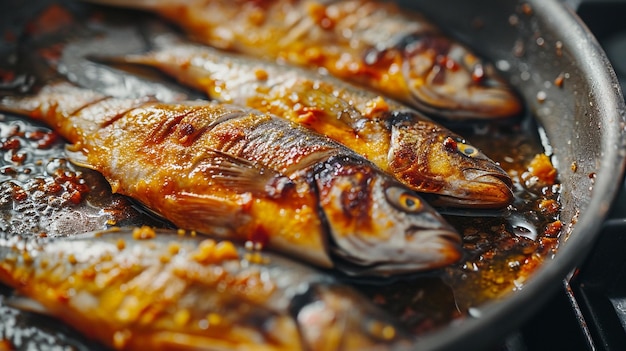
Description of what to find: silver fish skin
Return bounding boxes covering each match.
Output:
[0,82,462,276]
[100,32,513,209]
[83,0,523,121]
[0,227,414,350]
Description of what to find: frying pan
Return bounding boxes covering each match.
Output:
[407,0,626,349]
[1,0,625,350]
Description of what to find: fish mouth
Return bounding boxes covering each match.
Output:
[439,169,513,209]
[426,170,514,209]
[331,229,463,277]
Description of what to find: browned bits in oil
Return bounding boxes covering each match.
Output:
[132,226,157,240]
[527,153,557,185]
[555,72,565,88]
[544,220,563,238]
[27,130,58,149]
[10,152,26,164]
[538,199,560,215]
[0,138,20,151]
[12,185,27,201]
[0,338,14,351]
[555,41,564,57]
[521,3,533,16]
[571,161,578,172]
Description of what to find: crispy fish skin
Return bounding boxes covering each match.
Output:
[0,82,461,276]
[85,0,522,120]
[0,227,414,350]
[113,34,514,209]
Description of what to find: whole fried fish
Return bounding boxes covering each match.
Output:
[0,82,461,276]
[85,0,523,120]
[104,32,514,209]
[0,226,414,350]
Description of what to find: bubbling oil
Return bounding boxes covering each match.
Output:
[0,107,560,341]
[353,116,562,334]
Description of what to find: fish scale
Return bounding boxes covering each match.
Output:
[95,31,514,208]
[0,227,416,350]
[84,0,522,120]
[0,81,462,276]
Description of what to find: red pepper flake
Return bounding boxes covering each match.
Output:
[0,138,20,151]
[10,152,26,164]
[68,190,82,204]
[12,187,27,202]
[45,182,62,194]
[37,132,58,149]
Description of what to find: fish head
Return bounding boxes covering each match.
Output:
[315,157,462,276]
[291,284,413,350]
[396,32,523,120]
[388,117,513,209]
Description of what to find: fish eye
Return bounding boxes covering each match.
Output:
[443,137,479,158]
[385,186,424,213]
[457,143,479,157]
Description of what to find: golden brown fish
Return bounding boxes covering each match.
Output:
[85,0,523,120]
[0,226,414,350]
[98,32,514,209]
[0,82,461,276]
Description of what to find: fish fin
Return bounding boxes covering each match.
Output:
[202,148,293,197]
[5,295,52,316]
[167,192,252,234]
[64,145,96,170]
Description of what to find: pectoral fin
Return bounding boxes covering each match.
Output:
[201,148,294,198]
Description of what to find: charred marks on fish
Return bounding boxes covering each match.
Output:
[0,82,462,276]
[0,227,415,350]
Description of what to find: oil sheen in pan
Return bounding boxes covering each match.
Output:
[0,1,562,347]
